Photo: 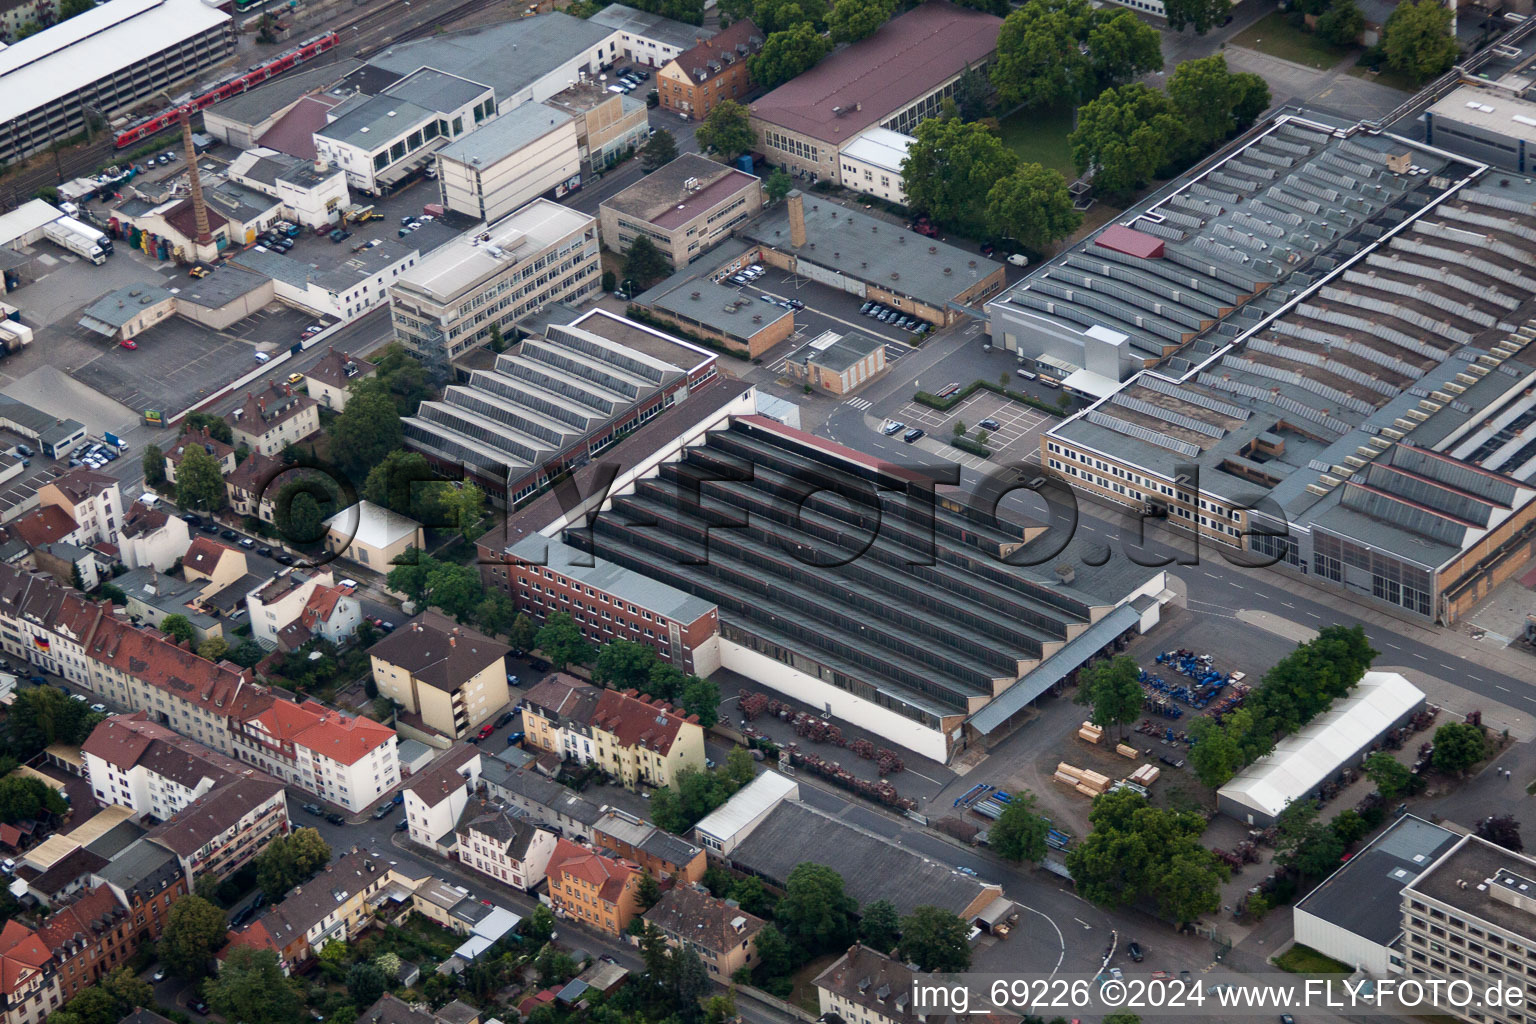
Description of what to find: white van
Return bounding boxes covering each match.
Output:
[253,351,270,363]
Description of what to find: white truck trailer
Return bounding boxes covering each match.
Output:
[43,221,106,265]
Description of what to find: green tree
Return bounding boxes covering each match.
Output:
[346,962,388,1007]
[1069,82,1184,200]
[641,128,679,171]
[143,443,166,489]
[254,827,332,901]
[1065,789,1226,923]
[184,412,234,444]
[723,745,756,788]
[765,168,793,203]
[0,775,68,824]
[206,947,303,1024]
[1364,750,1412,800]
[986,163,1081,252]
[729,874,775,917]
[1332,808,1369,846]
[901,118,1020,237]
[858,899,900,952]
[736,0,829,32]
[274,478,339,544]
[475,592,517,638]
[776,862,858,956]
[524,905,556,945]
[897,906,971,972]
[638,920,671,978]
[534,611,594,669]
[509,614,537,653]
[1382,0,1459,83]
[423,561,484,622]
[159,894,228,980]
[1076,655,1143,741]
[1187,712,1245,788]
[679,675,721,727]
[1432,721,1487,776]
[7,686,94,755]
[374,951,403,980]
[828,0,894,43]
[637,870,663,910]
[332,385,404,482]
[175,444,226,512]
[594,638,659,688]
[1275,799,1346,878]
[1163,0,1228,32]
[197,636,229,661]
[624,235,672,287]
[1316,0,1365,45]
[648,662,686,702]
[488,322,505,353]
[1167,54,1270,155]
[695,100,756,159]
[750,923,794,982]
[363,449,448,523]
[750,24,832,90]
[371,344,432,415]
[1476,814,1524,853]
[160,614,196,645]
[991,791,1049,863]
[991,0,1161,109]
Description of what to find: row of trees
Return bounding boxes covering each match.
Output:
[649,746,760,834]
[6,685,105,760]
[1187,625,1378,787]
[591,636,723,723]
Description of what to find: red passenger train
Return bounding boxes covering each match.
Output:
[113,31,340,149]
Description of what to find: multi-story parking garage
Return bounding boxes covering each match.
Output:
[0,0,235,166]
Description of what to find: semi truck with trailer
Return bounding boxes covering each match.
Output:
[55,215,112,255]
[43,221,106,265]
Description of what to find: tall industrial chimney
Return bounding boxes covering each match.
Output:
[180,109,213,247]
[787,189,806,248]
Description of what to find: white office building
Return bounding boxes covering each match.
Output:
[434,103,582,223]
[837,127,912,205]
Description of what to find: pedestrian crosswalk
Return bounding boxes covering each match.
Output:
[845,397,873,410]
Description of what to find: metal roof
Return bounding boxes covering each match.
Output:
[0,0,229,125]
[393,198,593,303]
[507,535,717,623]
[691,771,796,844]
[384,67,489,113]
[839,127,912,174]
[316,94,436,150]
[590,4,714,51]
[436,102,574,168]
[80,283,174,329]
[634,266,792,343]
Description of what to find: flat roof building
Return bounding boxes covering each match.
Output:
[746,191,1006,326]
[0,0,235,166]
[633,258,794,358]
[599,154,762,267]
[784,329,886,395]
[545,78,653,176]
[389,199,600,367]
[1425,83,1536,174]
[435,103,582,223]
[837,127,914,205]
[590,4,714,67]
[747,1,1001,181]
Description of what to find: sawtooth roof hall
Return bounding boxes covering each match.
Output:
[1011,113,1536,626]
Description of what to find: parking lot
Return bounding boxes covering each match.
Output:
[736,265,933,353]
[884,390,1053,471]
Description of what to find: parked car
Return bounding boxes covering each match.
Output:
[881,420,905,436]
[181,513,200,525]
[506,731,525,747]
[337,578,358,590]
[506,672,519,686]
[119,339,137,350]
[903,428,925,443]
[477,722,496,740]
[860,301,874,314]
[152,969,166,982]
[1007,253,1029,267]
[978,417,1001,431]
[254,351,270,363]
[199,522,219,534]
[220,528,238,541]
[258,546,273,557]
[325,812,345,825]
[302,803,324,816]
[1127,942,1144,962]
[275,552,295,565]
[496,711,517,728]
[372,803,393,819]
[90,703,107,713]
[329,229,351,243]
[239,538,255,549]
[395,818,409,831]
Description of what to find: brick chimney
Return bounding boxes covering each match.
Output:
[787,189,806,248]
[180,109,213,247]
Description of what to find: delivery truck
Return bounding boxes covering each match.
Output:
[55,215,112,255]
[43,221,106,265]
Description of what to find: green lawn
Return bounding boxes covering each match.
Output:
[1346,63,1419,93]
[996,104,1077,178]
[1230,12,1356,70]
[1274,943,1351,975]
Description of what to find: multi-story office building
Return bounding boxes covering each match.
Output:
[389,199,600,365]
[434,103,582,223]
[545,78,652,176]
[0,0,235,166]
[599,153,761,268]
[367,613,511,739]
[1402,834,1536,1024]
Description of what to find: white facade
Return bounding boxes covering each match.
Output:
[246,244,422,322]
[314,75,495,195]
[82,747,215,819]
[119,508,192,573]
[234,704,401,814]
[42,475,122,547]
[691,771,798,856]
[245,568,334,647]
[275,168,349,228]
[837,128,912,205]
[435,105,582,223]
[405,753,482,850]
[459,817,559,890]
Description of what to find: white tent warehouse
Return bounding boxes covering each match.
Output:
[1217,671,1426,826]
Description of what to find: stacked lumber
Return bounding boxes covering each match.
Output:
[1077,721,1103,744]
[1128,763,1161,787]
[1115,743,1140,759]
[1054,762,1110,797]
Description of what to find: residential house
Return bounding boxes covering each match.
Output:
[117,501,191,573]
[224,452,283,524]
[304,350,376,411]
[274,584,364,652]
[643,884,764,979]
[454,798,559,891]
[35,885,133,1000]
[403,746,482,851]
[0,921,59,1024]
[521,675,705,790]
[657,20,761,121]
[181,537,247,588]
[545,838,643,937]
[591,808,704,884]
[323,502,424,572]
[227,849,401,970]
[89,839,186,951]
[0,569,111,692]
[81,714,270,823]
[162,429,236,485]
[479,761,604,841]
[368,613,511,739]
[234,698,400,814]
[815,945,1005,1024]
[246,567,336,648]
[37,469,122,548]
[142,774,289,886]
[115,569,224,644]
[225,384,321,457]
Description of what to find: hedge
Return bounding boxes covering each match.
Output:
[951,437,991,458]
[914,379,1067,417]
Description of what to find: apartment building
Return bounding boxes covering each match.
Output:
[225,384,321,457]
[455,799,559,891]
[37,468,122,548]
[816,945,936,1024]
[1402,834,1536,1024]
[389,199,600,365]
[0,921,59,1024]
[228,850,401,970]
[235,698,400,814]
[89,841,185,954]
[36,885,134,1000]
[403,746,482,851]
[245,567,336,648]
[643,884,764,978]
[599,153,761,268]
[303,350,376,412]
[545,837,643,937]
[657,20,761,122]
[368,613,511,739]
[163,428,237,485]
[143,775,289,885]
[224,452,282,525]
[117,501,192,574]
[520,674,705,790]
[591,807,705,884]
[81,714,267,821]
